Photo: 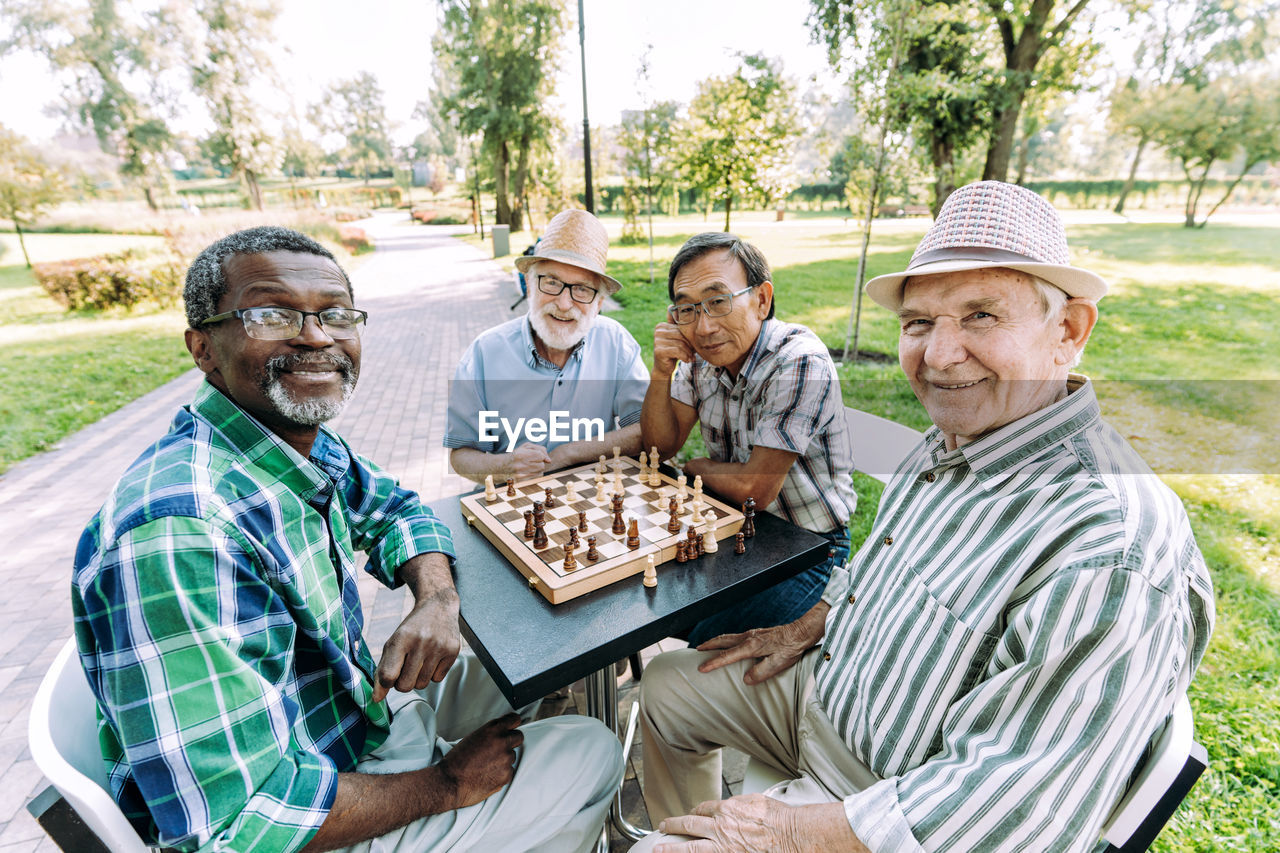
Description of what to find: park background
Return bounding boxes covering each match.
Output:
[1,0,1278,850]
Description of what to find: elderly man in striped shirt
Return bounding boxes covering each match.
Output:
[633,182,1214,853]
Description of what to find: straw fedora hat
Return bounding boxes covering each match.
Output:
[865,181,1107,310]
[515,209,621,295]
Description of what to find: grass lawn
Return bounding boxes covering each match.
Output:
[596,216,1279,850]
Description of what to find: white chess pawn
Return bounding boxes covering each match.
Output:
[614,468,623,496]
[484,474,497,502]
[598,455,607,476]
[690,498,703,526]
[693,475,703,499]
[677,474,687,502]
[613,446,621,467]
[638,450,649,480]
[596,479,607,503]
[643,553,657,587]
[565,481,579,503]
[654,486,670,512]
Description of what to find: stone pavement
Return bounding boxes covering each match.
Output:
[0,212,742,851]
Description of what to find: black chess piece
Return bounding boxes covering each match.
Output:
[675,540,687,563]
[612,497,626,535]
[563,543,577,571]
[667,497,681,533]
[506,478,516,497]
[586,536,599,562]
[533,518,548,550]
[523,510,534,540]
[687,527,701,559]
[742,498,756,538]
[578,510,588,533]
[544,486,557,509]
[627,518,640,550]
[734,531,746,554]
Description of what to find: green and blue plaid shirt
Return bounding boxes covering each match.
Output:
[72,382,455,852]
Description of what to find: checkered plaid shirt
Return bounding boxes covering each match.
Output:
[671,319,857,533]
[72,382,455,852]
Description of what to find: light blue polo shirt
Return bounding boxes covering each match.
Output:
[444,315,649,453]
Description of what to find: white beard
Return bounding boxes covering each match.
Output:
[529,301,595,352]
[260,353,358,426]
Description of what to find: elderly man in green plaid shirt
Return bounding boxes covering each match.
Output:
[72,227,623,852]
[632,182,1214,853]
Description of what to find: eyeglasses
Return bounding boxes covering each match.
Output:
[537,274,599,304]
[199,306,368,340]
[667,285,755,325]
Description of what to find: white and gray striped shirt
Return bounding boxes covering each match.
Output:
[814,377,1214,851]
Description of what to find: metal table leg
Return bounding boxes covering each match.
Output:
[586,667,651,843]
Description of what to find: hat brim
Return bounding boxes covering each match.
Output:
[516,250,621,295]
[865,259,1107,310]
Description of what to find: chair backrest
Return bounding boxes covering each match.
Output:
[1101,693,1206,852]
[28,637,152,853]
[845,407,924,484]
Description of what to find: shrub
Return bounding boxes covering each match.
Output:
[336,224,373,254]
[34,249,184,311]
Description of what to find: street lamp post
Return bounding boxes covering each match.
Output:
[578,0,594,213]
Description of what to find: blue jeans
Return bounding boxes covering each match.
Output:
[685,529,851,648]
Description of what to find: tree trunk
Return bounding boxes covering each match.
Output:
[510,140,530,233]
[244,169,264,211]
[493,141,511,226]
[722,171,732,232]
[1014,132,1031,185]
[930,138,957,217]
[1114,134,1148,215]
[983,83,1027,182]
[143,185,159,212]
[1198,159,1257,228]
[15,220,31,268]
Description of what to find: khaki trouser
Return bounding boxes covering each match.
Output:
[632,647,879,851]
[337,652,624,853]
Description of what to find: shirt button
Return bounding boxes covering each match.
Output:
[823,652,832,661]
[925,472,936,482]
[847,594,856,605]
[883,535,893,546]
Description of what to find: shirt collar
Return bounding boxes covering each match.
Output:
[521,317,586,369]
[924,375,1100,482]
[190,381,341,501]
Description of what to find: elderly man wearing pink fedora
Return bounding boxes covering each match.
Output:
[445,209,647,484]
[632,182,1214,853]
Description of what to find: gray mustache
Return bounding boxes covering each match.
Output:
[265,352,356,379]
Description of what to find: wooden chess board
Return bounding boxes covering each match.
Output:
[460,456,745,604]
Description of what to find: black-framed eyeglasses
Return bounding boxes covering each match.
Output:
[536,274,599,304]
[667,285,755,325]
[199,306,368,340]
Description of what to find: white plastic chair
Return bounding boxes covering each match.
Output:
[844,406,924,484]
[28,637,154,852]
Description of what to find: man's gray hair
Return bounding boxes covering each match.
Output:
[183,226,352,328]
[1028,274,1086,367]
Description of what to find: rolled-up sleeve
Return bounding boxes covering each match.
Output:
[76,516,337,852]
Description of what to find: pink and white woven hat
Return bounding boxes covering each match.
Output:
[865,181,1107,310]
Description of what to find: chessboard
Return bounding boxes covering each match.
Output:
[460,454,745,604]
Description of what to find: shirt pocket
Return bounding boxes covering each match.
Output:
[839,564,1000,778]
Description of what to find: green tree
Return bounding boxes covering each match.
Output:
[1,0,176,210]
[168,0,282,210]
[679,53,800,232]
[0,126,67,267]
[310,72,394,183]
[433,0,567,233]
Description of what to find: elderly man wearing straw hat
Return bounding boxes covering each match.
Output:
[631,182,1214,853]
[446,209,647,484]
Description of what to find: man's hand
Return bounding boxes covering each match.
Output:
[373,593,460,702]
[655,796,866,853]
[437,713,524,810]
[695,603,828,686]
[510,442,552,480]
[653,321,696,379]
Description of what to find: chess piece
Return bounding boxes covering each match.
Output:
[667,497,681,533]
[596,480,607,503]
[613,446,621,466]
[533,517,548,550]
[484,474,497,502]
[563,540,577,571]
[643,554,657,587]
[544,486,557,509]
[523,510,535,540]
[734,531,746,554]
[649,446,661,486]
[612,495,626,535]
[627,518,640,550]
[686,526,701,559]
[742,498,756,538]
[690,498,703,526]
[614,467,623,497]
[568,526,580,550]
[654,486,669,512]
[639,449,648,476]
[578,510,588,532]
[506,478,516,497]
[677,474,687,502]
[675,540,687,563]
[532,499,545,523]
[693,475,703,500]
[598,455,607,476]
[702,521,718,554]
[586,536,599,562]
[565,481,579,504]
